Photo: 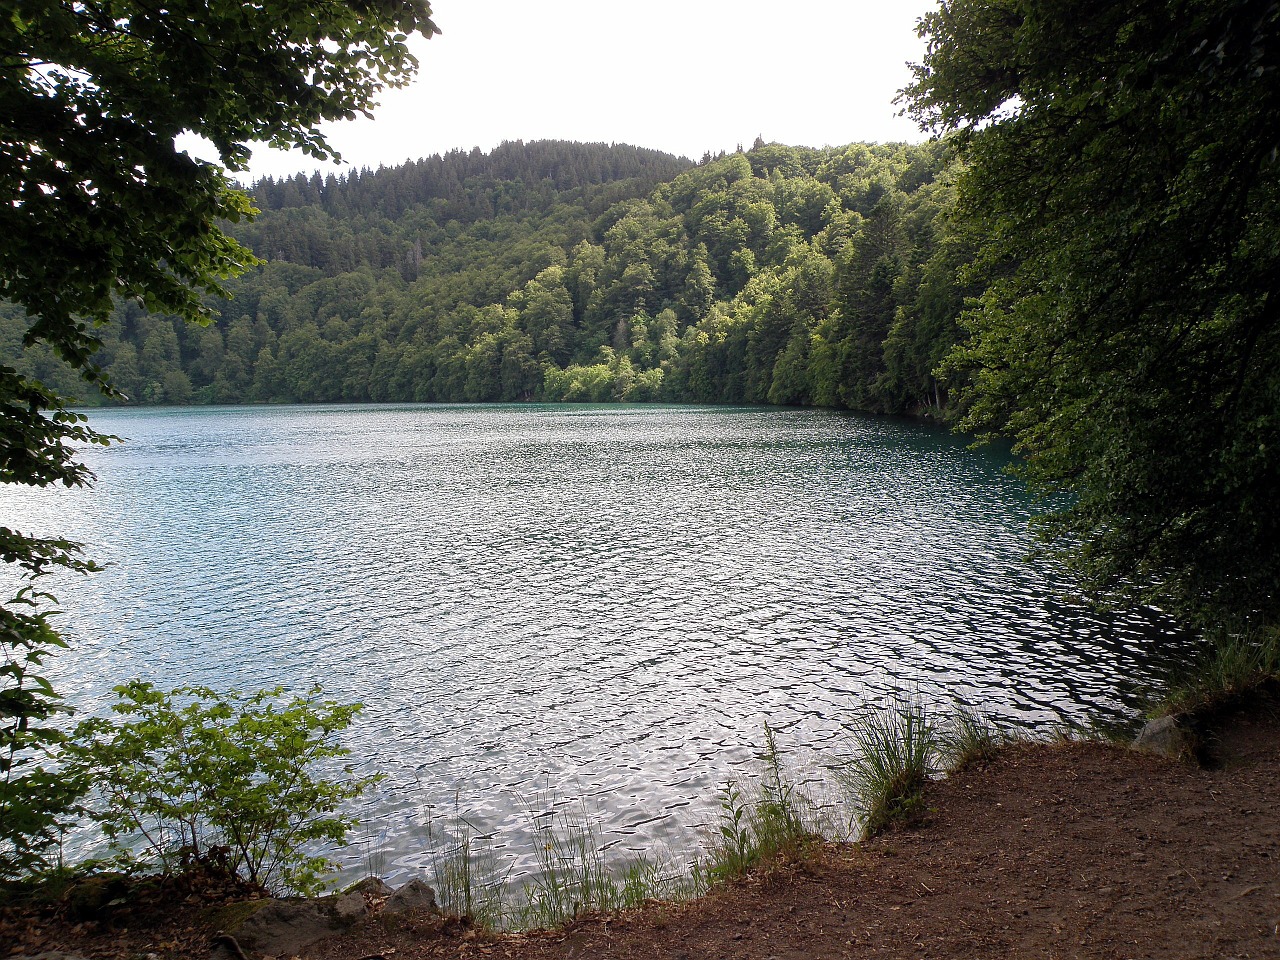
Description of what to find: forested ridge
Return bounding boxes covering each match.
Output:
[1,138,968,414]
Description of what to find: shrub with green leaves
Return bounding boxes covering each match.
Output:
[68,682,377,895]
[1,586,91,880]
[2,525,105,881]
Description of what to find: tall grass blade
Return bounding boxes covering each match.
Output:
[837,695,937,840]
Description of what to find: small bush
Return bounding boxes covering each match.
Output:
[837,696,937,839]
[68,681,377,895]
[708,781,754,881]
[1,588,90,880]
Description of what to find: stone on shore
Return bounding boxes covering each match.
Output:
[384,878,440,917]
[1132,714,1193,758]
[219,876,433,956]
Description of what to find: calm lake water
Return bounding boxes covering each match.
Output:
[2,403,1188,882]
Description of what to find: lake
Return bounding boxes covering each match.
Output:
[0,403,1188,883]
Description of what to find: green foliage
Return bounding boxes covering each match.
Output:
[709,782,755,880]
[67,683,376,895]
[837,697,937,839]
[0,404,105,876]
[0,588,89,879]
[2,0,437,378]
[1154,626,1280,718]
[418,728,828,931]
[514,801,702,928]
[5,140,968,418]
[750,724,812,854]
[426,817,507,930]
[517,802,631,928]
[904,0,1280,622]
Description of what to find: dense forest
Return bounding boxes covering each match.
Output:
[1,138,970,415]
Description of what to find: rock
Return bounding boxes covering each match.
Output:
[384,878,440,917]
[224,898,346,956]
[335,876,394,919]
[353,876,396,896]
[216,878,436,955]
[1133,714,1193,757]
[208,934,249,960]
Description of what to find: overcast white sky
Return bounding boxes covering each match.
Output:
[233,0,940,183]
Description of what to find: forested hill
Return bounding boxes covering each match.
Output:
[250,140,695,219]
[2,138,971,413]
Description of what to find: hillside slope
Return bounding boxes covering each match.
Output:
[3,139,971,414]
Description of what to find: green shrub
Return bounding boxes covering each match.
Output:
[68,681,377,895]
[837,696,937,839]
[1,587,89,880]
[708,781,754,880]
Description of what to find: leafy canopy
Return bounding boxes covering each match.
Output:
[903,0,1280,622]
[2,0,438,372]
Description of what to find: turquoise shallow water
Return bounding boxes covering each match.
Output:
[0,403,1187,882]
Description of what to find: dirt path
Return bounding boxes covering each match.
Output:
[7,704,1278,960]
[321,706,1280,960]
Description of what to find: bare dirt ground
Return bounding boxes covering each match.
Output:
[6,698,1278,960]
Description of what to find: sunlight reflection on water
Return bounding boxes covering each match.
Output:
[0,403,1190,883]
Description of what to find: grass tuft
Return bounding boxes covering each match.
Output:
[1154,626,1280,718]
[836,695,937,840]
[938,706,1014,772]
[421,795,700,932]
[422,799,507,929]
[506,800,704,929]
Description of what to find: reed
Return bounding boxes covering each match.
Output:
[836,695,937,839]
[421,795,699,931]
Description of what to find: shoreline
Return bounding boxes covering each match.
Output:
[8,692,1278,959]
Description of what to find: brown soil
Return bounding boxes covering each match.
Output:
[6,701,1279,960]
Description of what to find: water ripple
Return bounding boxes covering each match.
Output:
[0,403,1192,882]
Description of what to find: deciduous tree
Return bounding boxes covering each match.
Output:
[903,0,1280,620]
